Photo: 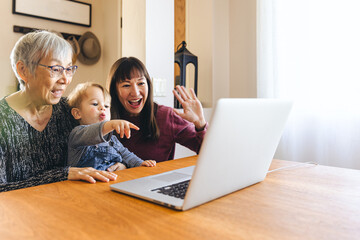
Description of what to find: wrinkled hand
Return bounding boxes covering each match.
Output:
[173,85,206,130]
[107,162,127,172]
[68,167,117,183]
[141,160,157,167]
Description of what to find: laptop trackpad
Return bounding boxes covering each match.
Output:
[151,172,190,183]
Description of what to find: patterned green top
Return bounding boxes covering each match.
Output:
[0,97,78,192]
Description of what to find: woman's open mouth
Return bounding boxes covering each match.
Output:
[128,99,142,108]
[51,89,63,98]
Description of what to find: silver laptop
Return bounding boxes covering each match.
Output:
[110,98,292,211]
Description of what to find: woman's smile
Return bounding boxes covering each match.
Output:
[128,98,143,108]
[51,88,64,98]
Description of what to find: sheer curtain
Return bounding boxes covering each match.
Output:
[257,0,360,169]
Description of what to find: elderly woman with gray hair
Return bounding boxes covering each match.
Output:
[0,31,117,192]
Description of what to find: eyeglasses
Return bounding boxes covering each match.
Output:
[38,64,78,78]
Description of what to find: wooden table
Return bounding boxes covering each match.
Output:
[0,156,359,240]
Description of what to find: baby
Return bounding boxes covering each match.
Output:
[67,82,156,171]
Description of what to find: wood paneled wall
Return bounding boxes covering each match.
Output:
[174,0,185,84]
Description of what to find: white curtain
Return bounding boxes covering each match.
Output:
[257,0,360,169]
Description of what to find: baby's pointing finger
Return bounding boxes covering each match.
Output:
[129,123,140,130]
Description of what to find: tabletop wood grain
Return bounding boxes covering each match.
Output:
[0,156,359,240]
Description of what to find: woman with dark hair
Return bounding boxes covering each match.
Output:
[108,57,207,163]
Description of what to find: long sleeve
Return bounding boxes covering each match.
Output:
[0,166,69,192]
[0,142,68,192]
[0,97,77,193]
[171,111,207,154]
[68,122,108,148]
[67,122,109,167]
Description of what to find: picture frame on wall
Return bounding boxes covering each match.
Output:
[12,0,91,27]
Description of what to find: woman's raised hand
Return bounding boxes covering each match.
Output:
[172,85,207,131]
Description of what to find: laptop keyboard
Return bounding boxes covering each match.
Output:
[151,180,190,199]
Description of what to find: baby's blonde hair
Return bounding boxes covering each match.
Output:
[67,82,111,109]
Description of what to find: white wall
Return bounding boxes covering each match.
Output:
[186,0,257,108]
[122,0,174,107]
[177,0,257,158]
[229,0,257,98]
[122,0,146,64]
[0,0,122,98]
[103,0,122,89]
[146,0,174,107]
[213,0,230,103]
[186,0,214,107]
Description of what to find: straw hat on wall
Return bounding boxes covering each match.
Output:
[77,31,101,65]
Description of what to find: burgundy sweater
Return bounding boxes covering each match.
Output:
[118,105,207,162]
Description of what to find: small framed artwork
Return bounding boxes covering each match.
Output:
[12,0,91,27]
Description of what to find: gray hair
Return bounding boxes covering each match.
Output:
[10,30,73,89]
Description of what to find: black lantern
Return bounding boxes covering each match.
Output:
[174,41,198,108]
